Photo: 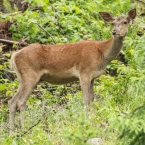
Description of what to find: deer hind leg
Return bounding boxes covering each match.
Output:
[8,84,22,133]
[17,80,37,128]
[8,72,39,134]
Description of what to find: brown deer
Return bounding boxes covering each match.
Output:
[8,9,136,133]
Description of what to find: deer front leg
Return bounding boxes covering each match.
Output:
[80,75,93,113]
[90,79,94,103]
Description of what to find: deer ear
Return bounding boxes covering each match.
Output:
[128,8,136,19]
[99,12,114,22]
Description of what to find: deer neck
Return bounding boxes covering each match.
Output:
[104,36,124,63]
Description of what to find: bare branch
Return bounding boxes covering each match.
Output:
[0,38,29,48]
[0,39,19,45]
[33,22,56,44]
[21,119,41,137]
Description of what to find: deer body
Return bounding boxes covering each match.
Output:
[8,9,136,133]
[11,37,123,83]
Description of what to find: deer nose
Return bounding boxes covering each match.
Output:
[112,30,116,35]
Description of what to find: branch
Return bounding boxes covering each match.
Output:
[33,22,56,44]
[0,38,28,47]
[20,119,41,137]
[0,39,19,45]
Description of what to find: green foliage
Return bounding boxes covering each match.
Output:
[111,30,145,145]
[111,105,145,145]
[0,0,145,145]
[3,0,134,43]
[3,0,13,13]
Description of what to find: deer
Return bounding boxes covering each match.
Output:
[8,8,136,133]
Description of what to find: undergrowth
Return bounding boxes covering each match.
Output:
[0,0,145,145]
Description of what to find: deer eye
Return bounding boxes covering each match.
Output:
[124,21,127,24]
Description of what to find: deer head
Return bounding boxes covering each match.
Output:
[99,9,136,38]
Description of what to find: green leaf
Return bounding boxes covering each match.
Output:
[0,84,6,91]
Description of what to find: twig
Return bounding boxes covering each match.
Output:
[0,38,28,48]
[20,119,41,137]
[0,39,19,45]
[33,22,56,44]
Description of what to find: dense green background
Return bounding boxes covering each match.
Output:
[0,0,145,144]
